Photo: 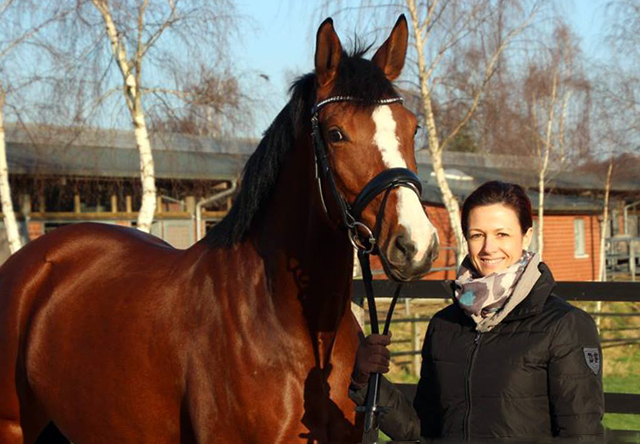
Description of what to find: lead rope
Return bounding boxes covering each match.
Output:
[358,250,403,444]
[357,187,403,444]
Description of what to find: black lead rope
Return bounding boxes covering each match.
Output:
[357,249,403,444]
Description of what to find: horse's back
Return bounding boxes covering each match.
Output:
[0,223,199,443]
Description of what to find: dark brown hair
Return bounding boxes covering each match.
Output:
[461,181,533,236]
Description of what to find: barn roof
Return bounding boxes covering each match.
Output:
[5,123,637,212]
[5,123,254,181]
[7,142,249,181]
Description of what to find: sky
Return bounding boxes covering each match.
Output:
[234,0,610,137]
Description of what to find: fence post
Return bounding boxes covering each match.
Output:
[412,322,421,377]
[630,241,636,282]
[404,298,422,377]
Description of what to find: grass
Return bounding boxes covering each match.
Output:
[602,345,640,432]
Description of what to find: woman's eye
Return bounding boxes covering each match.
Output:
[469,233,482,240]
[328,129,345,143]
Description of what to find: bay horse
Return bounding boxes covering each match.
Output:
[0,16,439,444]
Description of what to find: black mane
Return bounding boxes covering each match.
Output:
[206,47,399,247]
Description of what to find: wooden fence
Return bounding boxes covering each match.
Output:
[352,280,640,442]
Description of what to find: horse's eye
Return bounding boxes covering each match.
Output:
[414,125,422,136]
[328,128,345,143]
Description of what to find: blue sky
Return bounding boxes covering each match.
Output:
[235,0,610,136]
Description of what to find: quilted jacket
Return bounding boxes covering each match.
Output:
[350,263,604,442]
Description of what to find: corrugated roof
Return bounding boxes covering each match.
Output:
[5,123,259,155]
[8,143,249,180]
[416,150,640,192]
[415,164,604,212]
[4,123,636,212]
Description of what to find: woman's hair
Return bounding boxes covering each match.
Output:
[461,181,533,236]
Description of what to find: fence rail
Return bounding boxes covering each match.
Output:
[353,280,640,302]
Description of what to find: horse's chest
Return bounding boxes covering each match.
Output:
[186,330,357,443]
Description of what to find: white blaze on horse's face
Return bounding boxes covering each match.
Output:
[371,105,439,273]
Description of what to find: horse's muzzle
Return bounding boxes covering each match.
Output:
[381,229,440,282]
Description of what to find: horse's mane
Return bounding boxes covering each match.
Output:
[206,44,399,247]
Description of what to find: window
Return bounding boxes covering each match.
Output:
[574,218,587,257]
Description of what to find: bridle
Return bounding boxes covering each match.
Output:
[310,95,423,444]
[311,95,423,253]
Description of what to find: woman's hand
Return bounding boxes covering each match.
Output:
[351,333,392,389]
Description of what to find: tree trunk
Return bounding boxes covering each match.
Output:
[537,169,545,258]
[0,89,23,253]
[92,0,156,233]
[599,157,614,282]
[535,75,557,259]
[132,100,156,233]
[406,0,467,266]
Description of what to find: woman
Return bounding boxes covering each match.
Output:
[350,181,604,442]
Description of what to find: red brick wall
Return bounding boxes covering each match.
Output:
[537,214,601,281]
[423,205,457,280]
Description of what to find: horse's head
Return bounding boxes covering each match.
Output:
[312,16,439,282]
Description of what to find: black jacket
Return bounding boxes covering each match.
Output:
[351,263,604,442]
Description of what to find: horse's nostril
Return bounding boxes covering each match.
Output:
[395,235,416,259]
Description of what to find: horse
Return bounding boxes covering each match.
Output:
[0,15,439,444]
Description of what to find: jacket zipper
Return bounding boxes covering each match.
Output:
[463,331,483,441]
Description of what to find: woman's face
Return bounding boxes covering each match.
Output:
[466,203,533,277]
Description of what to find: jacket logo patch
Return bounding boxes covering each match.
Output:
[583,348,601,375]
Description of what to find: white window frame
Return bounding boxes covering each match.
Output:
[574,218,588,258]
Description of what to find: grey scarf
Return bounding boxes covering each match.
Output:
[454,251,541,332]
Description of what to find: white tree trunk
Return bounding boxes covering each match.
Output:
[132,106,156,233]
[537,170,545,258]
[92,0,156,233]
[407,0,467,266]
[535,75,557,259]
[599,158,614,282]
[0,89,23,253]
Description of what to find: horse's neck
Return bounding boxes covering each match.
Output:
[252,137,354,358]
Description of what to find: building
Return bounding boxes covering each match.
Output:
[2,124,639,281]
[0,124,256,263]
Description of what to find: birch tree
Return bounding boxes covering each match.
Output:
[524,23,590,257]
[0,84,21,253]
[405,0,541,264]
[55,0,242,232]
[88,0,157,232]
[599,157,614,282]
[0,1,70,253]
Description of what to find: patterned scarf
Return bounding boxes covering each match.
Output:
[454,251,541,332]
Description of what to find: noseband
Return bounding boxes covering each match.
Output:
[311,95,423,253]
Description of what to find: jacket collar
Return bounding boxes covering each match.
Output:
[501,262,556,322]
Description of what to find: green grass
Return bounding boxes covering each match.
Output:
[602,373,640,431]
[604,374,640,395]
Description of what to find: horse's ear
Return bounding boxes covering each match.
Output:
[372,15,408,81]
[315,18,342,91]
